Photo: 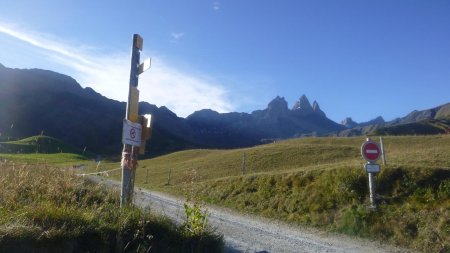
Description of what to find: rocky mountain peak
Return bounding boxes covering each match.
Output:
[188,109,220,120]
[292,94,313,113]
[370,116,385,124]
[341,117,358,128]
[312,100,319,110]
[267,96,289,115]
[312,100,326,117]
[360,116,385,127]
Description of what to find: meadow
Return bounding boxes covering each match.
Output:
[99,135,450,252]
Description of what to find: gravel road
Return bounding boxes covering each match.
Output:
[91,177,410,253]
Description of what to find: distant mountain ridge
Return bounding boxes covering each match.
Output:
[1,63,448,155]
[339,103,450,136]
[0,64,193,155]
[0,64,345,155]
[187,95,344,147]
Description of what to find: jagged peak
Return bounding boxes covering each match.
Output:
[341,117,358,128]
[267,96,289,116]
[373,116,385,122]
[268,96,288,108]
[312,100,320,111]
[366,116,385,124]
[312,100,326,117]
[292,94,313,111]
[270,95,287,103]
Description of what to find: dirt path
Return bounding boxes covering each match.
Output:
[91,177,411,253]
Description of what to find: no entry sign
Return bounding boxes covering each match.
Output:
[361,140,381,162]
[122,119,142,147]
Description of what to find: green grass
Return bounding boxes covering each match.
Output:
[0,153,89,165]
[436,104,450,119]
[375,118,450,135]
[0,135,86,154]
[94,135,450,252]
[0,162,223,252]
[0,135,97,166]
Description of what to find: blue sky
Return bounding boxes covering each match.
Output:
[0,0,449,123]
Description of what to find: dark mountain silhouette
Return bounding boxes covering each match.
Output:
[0,64,197,155]
[186,95,345,146]
[1,64,448,155]
[0,64,347,155]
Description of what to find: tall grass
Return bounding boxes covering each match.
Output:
[0,161,223,252]
[195,165,449,252]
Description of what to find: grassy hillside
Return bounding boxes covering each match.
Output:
[0,162,223,252]
[98,135,450,252]
[435,103,450,119]
[0,152,89,165]
[375,119,450,136]
[0,135,86,154]
[0,135,94,165]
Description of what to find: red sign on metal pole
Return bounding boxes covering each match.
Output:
[361,140,381,162]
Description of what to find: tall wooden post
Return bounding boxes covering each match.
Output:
[120,34,150,207]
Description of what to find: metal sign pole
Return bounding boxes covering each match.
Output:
[361,138,381,209]
[367,170,376,208]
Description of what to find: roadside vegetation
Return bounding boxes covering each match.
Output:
[93,135,450,253]
[0,135,95,165]
[0,161,223,252]
[0,135,87,155]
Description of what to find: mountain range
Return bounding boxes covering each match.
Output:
[339,103,450,136]
[1,63,449,156]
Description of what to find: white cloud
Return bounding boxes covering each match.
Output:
[213,1,220,11]
[141,59,233,116]
[0,22,234,117]
[170,32,185,41]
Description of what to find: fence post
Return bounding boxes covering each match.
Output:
[379,136,386,165]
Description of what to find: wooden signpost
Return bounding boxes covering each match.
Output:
[120,34,152,207]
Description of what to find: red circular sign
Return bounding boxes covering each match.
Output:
[361,141,381,162]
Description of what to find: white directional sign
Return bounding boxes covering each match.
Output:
[138,58,151,74]
[364,163,380,173]
[122,119,142,147]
